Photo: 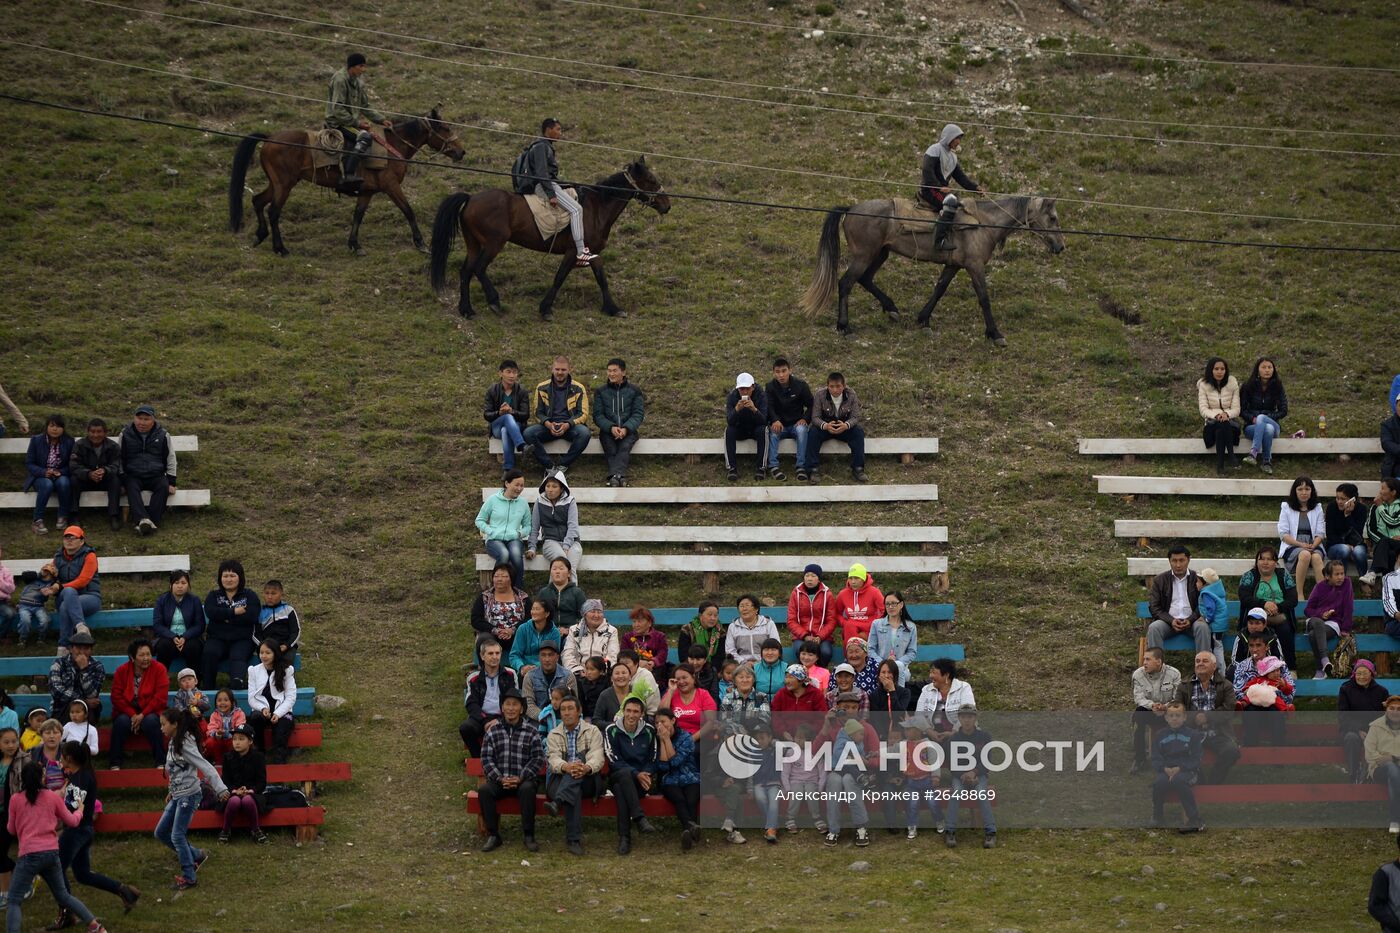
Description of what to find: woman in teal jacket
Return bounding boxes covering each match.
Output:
[475,470,531,586]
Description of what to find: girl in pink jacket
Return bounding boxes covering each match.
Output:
[6,760,105,931]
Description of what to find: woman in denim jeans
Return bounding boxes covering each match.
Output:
[1240,357,1289,475]
[5,760,104,932]
[155,708,228,891]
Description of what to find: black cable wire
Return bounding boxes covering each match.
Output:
[3,93,1398,255]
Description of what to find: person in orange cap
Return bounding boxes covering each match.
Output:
[48,526,101,652]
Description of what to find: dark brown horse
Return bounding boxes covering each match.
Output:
[428,158,670,320]
[228,109,466,256]
[799,195,1065,345]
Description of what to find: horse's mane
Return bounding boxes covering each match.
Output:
[581,169,632,203]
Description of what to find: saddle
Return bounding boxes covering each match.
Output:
[891,197,981,237]
[523,188,576,239]
[310,128,391,172]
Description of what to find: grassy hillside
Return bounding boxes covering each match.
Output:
[1,0,1398,927]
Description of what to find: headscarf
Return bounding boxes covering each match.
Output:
[1352,659,1376,681]
[581,598,605,615]
[924,123,965,180]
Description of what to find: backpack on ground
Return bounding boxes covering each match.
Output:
[263,785,310,808]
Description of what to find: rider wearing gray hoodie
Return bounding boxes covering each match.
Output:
[920,124,986,249]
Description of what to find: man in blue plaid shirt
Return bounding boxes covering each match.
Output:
[479,690,547,853]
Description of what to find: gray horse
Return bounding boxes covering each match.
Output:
[799,195,1065,345]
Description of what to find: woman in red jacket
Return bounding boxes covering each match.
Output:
[835,564,884,647]
[787,564,838,666]
[108,639,170,770]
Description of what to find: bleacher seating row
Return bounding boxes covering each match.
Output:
[489,435,939,465]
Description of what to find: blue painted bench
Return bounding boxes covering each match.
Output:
[13,688,316,717]
[781,643,964,664]
[605,603,955,627]
[0,654,302,678]
[1134,599,1399,657]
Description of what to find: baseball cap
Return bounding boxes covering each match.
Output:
[735,372,755,389]
[1247,607,1268,621]
[832,663,856,676]
[177,668,198,680]
[134,405,156,416]
[62,526,84,539]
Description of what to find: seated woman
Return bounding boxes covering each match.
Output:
[471,563,528,666]
[202,560,261,690]
[621,605,670,684]
[152,569,206,674]
[1340,660,1388,784]
[247,639,298,764]
[525,471,582,585]
[786,564,837,667]
[1197,357,1241,474]
[677,602,726,672]
[655,709,703,851]
[842,638,880,696]
[24,415,74,534]
[867,590,919,687]
[1362,477,1400,588]
[1238,546,1299,670]
[870,659,911,719]
[797,640,829,693]
[1303,560,1353,679]
[1240,357,1288,475]
[507,597,561,681]
[474,470,530,588]
[1278,475,1326,603]
[724,595,782,666]
[660,665,718,741]
[719,662,770,735]
[1327,482,1369,579]
[108,638,171,770]
[590,661,633,729]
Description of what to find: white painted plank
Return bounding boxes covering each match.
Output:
[0,490,211,509]
[1114,520,1276,539]
[8,555,189,574]
[487,437,938,455]
[476,554,948,573]
[580,525,947,543]
[1128,558,1254,576]
[1095,475,1378,498]
[479,484,937,504]
[1080,437,1380,455]
[0,436,200,455]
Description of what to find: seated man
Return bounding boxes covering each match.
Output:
[119,404,178,536]
[478,689,546,853]
[765,357,814,482]
[69,418,123,532]
[1229,607,1284,673]
[818,691,877,848]
[593,358,644,488]
[1366,696,1400,834]
[825,663,870,715]
[459,638,521,757]
[484,359,530,476]
[1150,701,1205,833]
[724,373,768,483]
[1232,631,1295,703]
[522,357,591,472]
[524,643,579,723]
[804,372,867,484]
[1145,546,1213,657]
[1130,647,1181,774]
[1173,650,1240,783]
[943,705,997,849]
[48,630,105,724]
[545,695,606,856]
[604,696,659,854]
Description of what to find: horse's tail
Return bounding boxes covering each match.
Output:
[799,206,849,318]
[227,133,268,233]
[429,191,472,297]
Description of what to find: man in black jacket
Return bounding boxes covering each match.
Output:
[520,119,595,265]
[1369,834,1400,932]
[460,639,521,757]
[724,373,768,484]
[484,359,530,475]
[765,358,814,482]
[119,405,177,536]
[69,418,123,532]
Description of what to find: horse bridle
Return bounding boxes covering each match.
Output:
[623,167,663,207]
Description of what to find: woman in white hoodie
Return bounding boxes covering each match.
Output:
[246,640,297,764]
[724,595,782,665]
[526,470,582,585]
[1278,475,1326,603]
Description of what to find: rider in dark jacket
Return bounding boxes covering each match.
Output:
[919,124,985,250]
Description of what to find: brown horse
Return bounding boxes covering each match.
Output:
[228,109,466,256]
[428,158,670,320]
[799,195,1065,345]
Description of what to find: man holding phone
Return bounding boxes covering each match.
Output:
[805,372,868,484]
[724,373,769,483]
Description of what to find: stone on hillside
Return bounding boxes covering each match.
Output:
[1140,865,1154,877]
[315,694,348,711]
[848,861,870,872]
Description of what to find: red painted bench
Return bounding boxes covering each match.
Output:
[91,722,323,754]
[96,761,351,791]
[1193,783,1384,804]
[96,806,326,842]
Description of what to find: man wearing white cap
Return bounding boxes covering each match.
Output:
[724,373,769,483]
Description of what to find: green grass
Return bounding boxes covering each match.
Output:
[0,0,1398,927]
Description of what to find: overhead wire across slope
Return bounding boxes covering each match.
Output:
[2,92,1398,254]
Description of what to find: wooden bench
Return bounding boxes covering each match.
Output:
[1095,475,1379,498]
[96,761,351,813]
[0,653,301,677]
[1115,520,1276,541]
[0,436,200,455]
[479,485,938,505]
[477,553,947,593]
[1127,557,1255,576]
[1080,437,1380,457]
[0,489,212,510]
[96,806,326,841]
[11,688,316,717]
[489,436,939,465]
[602,603,957,628]
[578,525,947,544]
[90,722,323,753]
[7,555,190,575]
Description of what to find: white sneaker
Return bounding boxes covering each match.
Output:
[576,248,598,266]
[854,827,870,847]
[726,829,747,845]
[785,819,798,834]
[1390,822,1399,834]
[935,819,946,834]
[1361,572,1378,587]
[721,819,734,834]
[1312,669,1327,680]
[906,826,917,839]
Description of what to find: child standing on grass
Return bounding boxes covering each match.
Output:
[0,727,26,909]
[781,721,826,834]
[750,720,783,844]
[19,709,46,752]
[216,724,268,845]
[156,707,228,891]
[6,760,106,932]
[204,689,245,765]
[61,700,99,756]
[56,741,139,924]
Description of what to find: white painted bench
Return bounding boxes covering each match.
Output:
[7,554,189,575]
[1114,519,1276,539]
[0,436,200,455]
[1095,475,1378,498]
[489,436,938,464]
[1127,557,1256,576]
[479,484,937,505]
[476,553,947,592]
[1079,437,1380,456]
[0,490,211,510]
[578,525,947,543]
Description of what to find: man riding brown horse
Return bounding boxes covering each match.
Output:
[919,123,986,251]
[326,52,393,194]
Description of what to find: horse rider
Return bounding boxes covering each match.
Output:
[326,52,393,194]
[521,118,596,266]
[918,123,986,251]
